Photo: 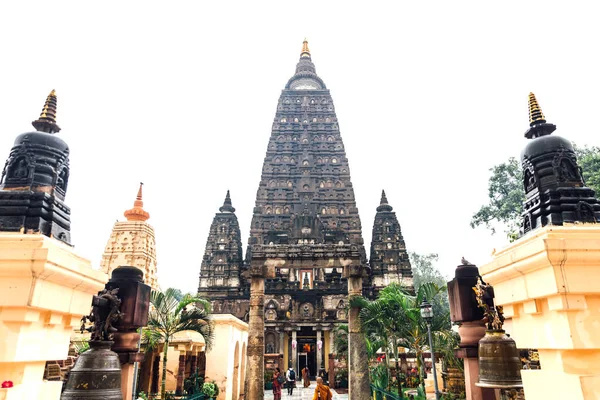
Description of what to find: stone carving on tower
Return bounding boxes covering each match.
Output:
[369,190,413,294]
[211,40,368,372]
[0,90,72,244]
[100,183,159,289]
[520,93,600,235]
[197,191,246,318]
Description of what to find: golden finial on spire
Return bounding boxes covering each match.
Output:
[124,182,150,222]
[301,38,310,57]
[524,92,556,139]
[32,89,61,133]
[528,92,546,126]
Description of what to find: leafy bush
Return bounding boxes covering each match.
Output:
[202,382,218,398]
[136,392,148,400]
[184,373,204,395]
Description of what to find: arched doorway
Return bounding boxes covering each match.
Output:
[232,341,240,400]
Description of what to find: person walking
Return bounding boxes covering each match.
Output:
[302,366,311,388]
[286,367,296,396]
[272,367,283,400]
[312,377,332,400]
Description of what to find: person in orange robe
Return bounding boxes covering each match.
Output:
[312,377,332,400]
[302,366,311,387]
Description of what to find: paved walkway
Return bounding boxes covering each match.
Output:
[264,382,348,400]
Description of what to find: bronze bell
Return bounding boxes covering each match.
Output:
[60,340,122,400]
[476,330,523,389]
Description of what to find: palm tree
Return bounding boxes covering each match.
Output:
[333,324,349,360]
[359,282,449,394]
[146,288,215,399]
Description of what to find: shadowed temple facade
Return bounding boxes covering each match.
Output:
[197,40,414,374]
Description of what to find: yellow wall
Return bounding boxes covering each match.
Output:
[324,331,330,367]
[480,225,600,400]
[0,233,107,400]
[205,314,248,400]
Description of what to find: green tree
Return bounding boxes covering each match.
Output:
[471,144,600,239]
[146,288,214,399]
[358,282,449,394]
[409,252,450,331]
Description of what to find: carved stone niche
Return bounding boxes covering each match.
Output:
[299,302,314,319]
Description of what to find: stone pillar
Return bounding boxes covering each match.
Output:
[316,330,323,374]
[190,353,198,375]
[328,353,336,389]
[121,364,136,400]
[347,263,370,399]
[480,226,600,400]
[198,352,206,377]
[447,262,496,400]
[0,233,107,400]
[176,351,186,395]
[291,330,297,372]
[151,353,160,394]
[246,274,265,400]
[454,323,496,400]
[279,331,285,354]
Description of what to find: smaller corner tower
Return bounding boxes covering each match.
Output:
[0,90,72,244]
[198,191,246,318]
[369,190,413,294]
[100,183,158,289]
[520,93,600,235]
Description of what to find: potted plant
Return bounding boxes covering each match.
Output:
[202,382,218,399]
[264,370,274,390]
[335,368,348,389]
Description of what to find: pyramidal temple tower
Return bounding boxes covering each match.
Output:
[369,190,413,293]
[199,40,384,374]
[100,183,158,289]
[197,190,245,307]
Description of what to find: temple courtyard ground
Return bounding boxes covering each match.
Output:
[263,382,348,400]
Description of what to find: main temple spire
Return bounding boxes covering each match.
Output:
[525,92,556,139]
[32,90,61,134]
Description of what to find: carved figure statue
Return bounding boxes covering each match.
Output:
[303,273,310,288]
[81,288,122,341]
[473,277,504,330]
[12,159,28,179]
[266,342,275,354]
[303,304,310,318]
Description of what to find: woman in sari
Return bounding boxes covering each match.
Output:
[272,367,282,400]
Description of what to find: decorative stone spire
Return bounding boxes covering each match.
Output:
[520,92,600,235]
[370,190,413,294]
[124,182,150,222]
[377,190,393,212]
[301,38,311,58]
[0,89,71,244]
[32,90,61,134]
[525,92,556,139]
[219,190,236,213]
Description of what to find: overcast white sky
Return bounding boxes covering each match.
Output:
[2,1,599,293]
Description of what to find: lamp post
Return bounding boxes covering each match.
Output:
[420,299,440,400]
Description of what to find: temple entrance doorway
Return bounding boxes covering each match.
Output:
[297,327,317,378]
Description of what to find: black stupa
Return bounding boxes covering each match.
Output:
[0,90,72,244]
[520,93,600,235]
